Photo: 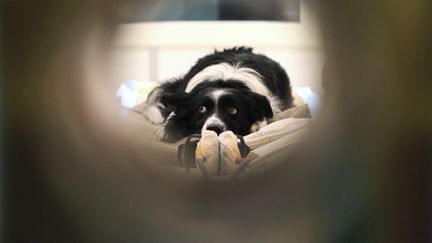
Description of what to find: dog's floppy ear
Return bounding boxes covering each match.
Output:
[247,92,273,120]
[160,92,191,115]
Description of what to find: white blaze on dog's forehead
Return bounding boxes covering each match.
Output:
[201,114,227,134]
[211,89,228,104]
[185,62,270,96]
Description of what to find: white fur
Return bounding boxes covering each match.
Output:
[267,96,282,113]
[139,104,165,124]
[211,89,228,104]
[250,120,268,132]
[166,111,175,121]
[185,62,281,113]
[156,126,168,141]
[186,63,266,94]
[146,88,163,104]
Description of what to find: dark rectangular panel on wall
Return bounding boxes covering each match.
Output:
[219,0,299,21]
[121,0,299,22]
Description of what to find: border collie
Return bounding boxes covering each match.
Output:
[141,47,293,143]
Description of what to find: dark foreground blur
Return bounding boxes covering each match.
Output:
[1,0,431,243]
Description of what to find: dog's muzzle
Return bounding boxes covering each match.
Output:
[205,124,224,135]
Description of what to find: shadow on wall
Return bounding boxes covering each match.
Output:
[2,0,431,243]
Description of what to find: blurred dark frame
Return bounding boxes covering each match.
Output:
[1,0,431,243]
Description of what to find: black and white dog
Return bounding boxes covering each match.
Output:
[142,47,293,143]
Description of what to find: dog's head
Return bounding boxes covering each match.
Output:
[160,81,273,142]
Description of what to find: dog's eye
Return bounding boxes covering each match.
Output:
[226,107,237,115]
[198,105,207,113]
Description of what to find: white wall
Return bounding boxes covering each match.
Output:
[110,5,324,94]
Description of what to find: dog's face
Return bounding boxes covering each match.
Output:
[160,81,273,143]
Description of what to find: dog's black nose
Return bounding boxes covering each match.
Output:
[206,124,224,135]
